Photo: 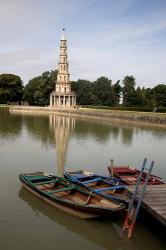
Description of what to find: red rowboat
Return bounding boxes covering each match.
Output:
[108,166,165,185]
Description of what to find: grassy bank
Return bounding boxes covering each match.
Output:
[82,105,166,113]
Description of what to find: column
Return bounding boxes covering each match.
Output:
[50,95,52,106]
[59,96,60,106]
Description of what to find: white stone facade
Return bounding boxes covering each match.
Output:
[50,30,76,107]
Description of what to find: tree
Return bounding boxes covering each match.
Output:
[92,77,114,106]
[122,75,136,106]
[113,80,122,105]
[143,88,156,107]
[71,80,95,105]
[0,74,23,104]
[23,70,57,106]
[132,87,147,107]
[153,84,166,107]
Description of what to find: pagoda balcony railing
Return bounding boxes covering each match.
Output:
[51,91,76,96]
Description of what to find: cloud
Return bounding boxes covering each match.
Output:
[0,0,166,86]
[0,48,57,84]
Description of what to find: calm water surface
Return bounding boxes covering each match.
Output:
[0,107,166,250]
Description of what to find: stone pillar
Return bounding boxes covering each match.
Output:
[59,96,60,106]
[50,95,52,106]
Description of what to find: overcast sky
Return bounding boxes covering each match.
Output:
[0,0,166,87]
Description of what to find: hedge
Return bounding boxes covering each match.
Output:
[82,105,166,113]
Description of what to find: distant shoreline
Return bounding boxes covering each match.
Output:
[8,106,166,127]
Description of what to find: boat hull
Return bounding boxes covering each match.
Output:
[21,182,97,219]
[108,166,165,185]
[19,172,125,219]
[64,170,130,205]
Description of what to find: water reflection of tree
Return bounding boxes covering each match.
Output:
[19,112,166,151]
[135,126,166,141]
[74,119,120,144]
[22,114,55,148]
[10,111,166,174]
[120,126,134,146]
[0,107,22,142]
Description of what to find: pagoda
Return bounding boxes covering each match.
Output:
[50,29,76,107]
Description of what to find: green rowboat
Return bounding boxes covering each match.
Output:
[19,172,125,219]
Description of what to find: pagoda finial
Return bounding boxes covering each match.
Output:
[61,28,66,40]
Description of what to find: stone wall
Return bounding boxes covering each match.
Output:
[9,106,166,126]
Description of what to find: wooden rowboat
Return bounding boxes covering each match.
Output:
[19,172,125,219]
[108,166,165,185]
[64,170,130,205]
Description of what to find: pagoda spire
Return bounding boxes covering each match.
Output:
[61,28,66,40]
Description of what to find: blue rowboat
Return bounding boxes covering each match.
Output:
[64,170,130,205]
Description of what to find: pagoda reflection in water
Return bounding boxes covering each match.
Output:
[49,115,75,176]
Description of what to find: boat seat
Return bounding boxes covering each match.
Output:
[82,177,101,184]
[95,185,124,192]
[47,186,76,194]
[72,174,87,178]
[27,175,50,181]
[76,175,95,179]
[102,179,121,185]
[34,179,58,186]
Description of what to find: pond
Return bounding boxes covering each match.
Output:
[0,107,165,250]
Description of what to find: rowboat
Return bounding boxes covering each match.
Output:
[64,170,130,205]
[19,172,125,219]
[108,166,165,185]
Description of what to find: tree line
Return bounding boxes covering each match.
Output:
[0,71,166,109]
